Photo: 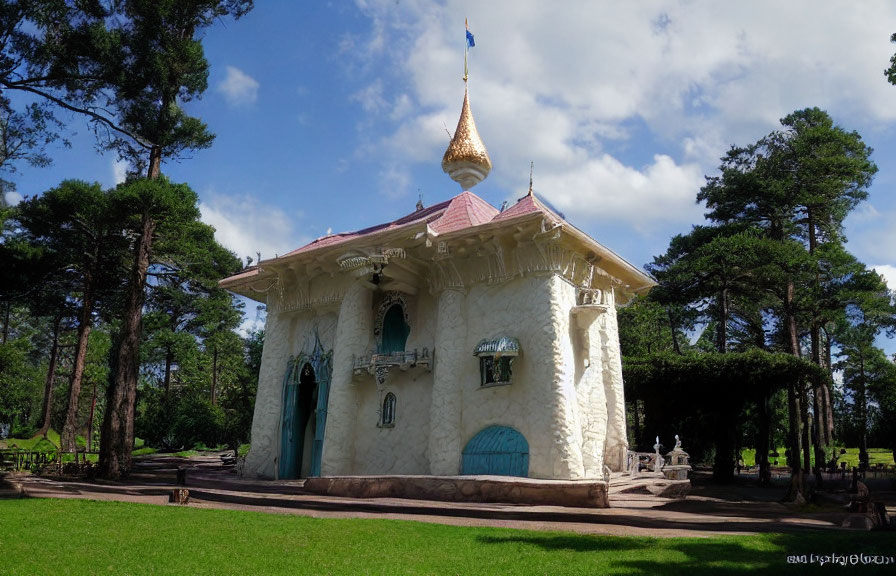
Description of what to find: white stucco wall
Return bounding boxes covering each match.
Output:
[600,287,628,471]
[320,282,371,475]
[444,274,584,479]
[350,290,437,475]
[243,304,337,479]
[246,261,627,481]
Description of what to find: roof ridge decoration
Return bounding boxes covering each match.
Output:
[442,85,492,190]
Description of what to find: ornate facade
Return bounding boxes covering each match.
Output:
[220,82,655,481]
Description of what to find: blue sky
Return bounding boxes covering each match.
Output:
[5,1,896,351]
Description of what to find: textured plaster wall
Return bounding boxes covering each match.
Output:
[243,303,337,479]
[350,290,437,475]
[320,282,371,475]
[428,289,467,475]
[246,262,628,481]
[573,309,609,478]
[600,288,628,471]
[450,275,582,479]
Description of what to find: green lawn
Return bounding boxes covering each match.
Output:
[1,499,893,575]
[740,447,894,469]
[1,432,158,459]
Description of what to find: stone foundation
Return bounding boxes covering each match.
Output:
[303,475,609,508]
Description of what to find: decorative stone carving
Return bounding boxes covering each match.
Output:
[664,434,692,480]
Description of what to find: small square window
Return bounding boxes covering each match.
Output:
[479,356,513,386]
[473,337,519,388]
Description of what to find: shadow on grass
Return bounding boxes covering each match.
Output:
[477,532,896,575]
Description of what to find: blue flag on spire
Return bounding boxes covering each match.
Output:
[466,19,475,48]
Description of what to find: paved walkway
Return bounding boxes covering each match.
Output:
[4,454,892,538]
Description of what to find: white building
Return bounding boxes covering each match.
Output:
[221,83,655,482]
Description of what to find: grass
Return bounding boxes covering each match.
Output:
[0,499,893,575]
[1,431,162,463]
[741,447,895,468]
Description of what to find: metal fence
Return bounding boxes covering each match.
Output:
[0,449,98,474]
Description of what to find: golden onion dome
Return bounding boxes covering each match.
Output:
[441,85,491,189]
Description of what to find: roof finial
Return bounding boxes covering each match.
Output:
[442,21,490,190]
[416,191,424,212]
[528,161,534,196]
[464,18,475,83]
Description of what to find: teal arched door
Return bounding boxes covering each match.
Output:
[462,426,529,477]
[279,333,332,479]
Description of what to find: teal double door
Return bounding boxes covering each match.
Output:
[279,338,332,479]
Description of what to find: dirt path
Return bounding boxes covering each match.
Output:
[3,454,892,538]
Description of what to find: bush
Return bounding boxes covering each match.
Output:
[136,388,226,450]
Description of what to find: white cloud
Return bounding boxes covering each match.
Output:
[217,66,260,107]
[345,0,896,233]
[540,154,705,232]
[352,80,387,114]
[199,193,302,263]
[872,265,896,291]
[3,191,22,206]
[112,160,128,185]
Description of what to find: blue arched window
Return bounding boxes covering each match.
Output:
[380,304,409,354]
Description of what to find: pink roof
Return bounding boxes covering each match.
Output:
[429,191,499,234]
[492,193,561,225]
[280,196,452,257]
[221,188,656,294]
[280,191,503,258]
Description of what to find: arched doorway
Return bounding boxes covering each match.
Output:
[279,332,332,479]
[461,426,529,477]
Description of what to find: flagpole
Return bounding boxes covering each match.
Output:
[464,18,469,82]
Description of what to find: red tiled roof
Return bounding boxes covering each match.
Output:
[280,196,455,257]
[492,193,561,226]
[429,191,499,234]
[221,189,656,294]
[279,191,502,259]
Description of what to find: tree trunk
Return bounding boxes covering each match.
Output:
[147,145,162,179]
[98,213,155,480]
[164,345,173,395]
[717,288,728,354]
[666,308,682,355]
[87,381,97,452]
[857,356,869,469]
[823,380,834,446]
[211,344,218,406]
[783,279,806,499]
[786,380,804,500]
[37,315,62,437]
[821,325,835,447]
[785,282,800,358]
[757,390,771,485]
[806,207,831,479]
[800,385,811,478]
[61,291,94,453]
[812,385,825,487]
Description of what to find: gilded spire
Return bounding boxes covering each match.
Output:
[442,84,492,189]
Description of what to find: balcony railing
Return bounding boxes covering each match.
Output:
[352,348,433,376]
